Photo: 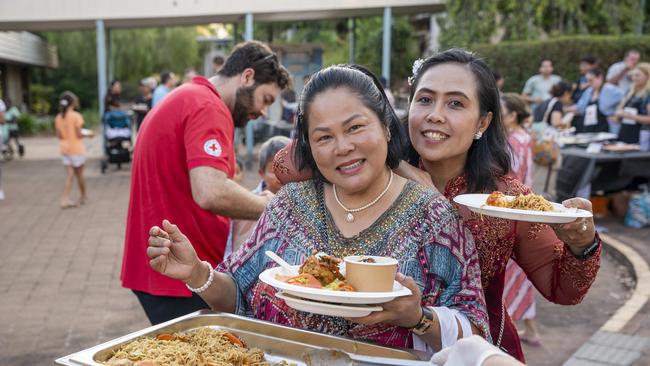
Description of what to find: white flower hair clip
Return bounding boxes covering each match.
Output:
[408,58,425,86]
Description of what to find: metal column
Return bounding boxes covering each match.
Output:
[96,19,108,160]
[96,19,107,117]
[107,28,113,84]
[348,18,356,64]
[244,13,255,167]
[381,7,392,86]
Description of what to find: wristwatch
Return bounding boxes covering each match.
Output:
[411,307,435,335]
[573,237,600,260]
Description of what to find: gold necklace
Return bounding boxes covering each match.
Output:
[333,170,394,223]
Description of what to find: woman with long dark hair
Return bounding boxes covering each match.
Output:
[402,49,600,361]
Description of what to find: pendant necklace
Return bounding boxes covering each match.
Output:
[333,170,394,223]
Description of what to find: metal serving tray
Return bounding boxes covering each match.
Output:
[55,310,425,366]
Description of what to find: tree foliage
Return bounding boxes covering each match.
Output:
[440,0,648,48]
[253,16,419,87]
[473,34,650,93]
[34,18,417,113]
[35,27,201,112]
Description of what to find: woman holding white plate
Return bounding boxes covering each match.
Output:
[401,50,600,362]
[147,65,489,352]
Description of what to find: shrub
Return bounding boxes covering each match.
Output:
[30,84,55,115]
[471,35,650,93]
[80,109,101,129]
[16,113,37,135]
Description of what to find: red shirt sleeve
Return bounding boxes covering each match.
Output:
[184,103,234,175]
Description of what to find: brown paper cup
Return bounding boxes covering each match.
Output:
[343,256,398,292]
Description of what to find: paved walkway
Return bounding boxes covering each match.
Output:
[0,136,148,365]
[0,136,647,365]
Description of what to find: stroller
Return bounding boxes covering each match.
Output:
[1,110,25,161]
[101,109,132,173]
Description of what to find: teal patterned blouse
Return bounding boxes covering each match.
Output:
[217,179,489,348]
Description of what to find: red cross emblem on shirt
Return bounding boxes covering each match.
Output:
[203,139,222,157]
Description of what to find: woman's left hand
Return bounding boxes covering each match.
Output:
[551,197,596,255]
[347,273,423,328]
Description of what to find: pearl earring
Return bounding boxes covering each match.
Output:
[474,131,483,140]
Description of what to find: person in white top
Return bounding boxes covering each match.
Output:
[607,49,641,95]
[522,58,562,110]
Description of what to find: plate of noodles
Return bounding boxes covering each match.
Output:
[103,327,290,366]
[453,192,593,224]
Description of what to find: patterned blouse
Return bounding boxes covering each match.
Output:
[444,175,601,361]
[217,179,489,348]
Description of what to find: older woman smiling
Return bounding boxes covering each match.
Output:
[146,64,488,352]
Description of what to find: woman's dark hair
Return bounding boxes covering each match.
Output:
[406,48,511,193]
[293,64,406,181]
[586,68,605,92]
[218,41,290,90]
[587,67,604,78]
[59,91,78,118]
[501,93,530,126]
[580,54,597,65]
[550,80,572,97]
[105,93,120,108]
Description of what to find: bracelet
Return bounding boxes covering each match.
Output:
[185,261,215,293]
[410,306,435,335]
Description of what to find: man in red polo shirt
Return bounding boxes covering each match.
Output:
[121,41,290,324]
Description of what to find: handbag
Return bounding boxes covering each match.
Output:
[531,99,561,166]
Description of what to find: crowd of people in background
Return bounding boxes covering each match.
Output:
[488,48,649,351]
[512,49,649,147]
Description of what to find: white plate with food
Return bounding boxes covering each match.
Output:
[259,265,411,305]
[275,291,383,318]
[453,192,593,224]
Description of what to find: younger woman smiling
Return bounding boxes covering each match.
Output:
[404,50,600,362]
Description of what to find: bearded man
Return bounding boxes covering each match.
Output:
[121,41,290,324]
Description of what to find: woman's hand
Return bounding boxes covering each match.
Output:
[551,198,597,255]
[147,220,201,283]
[393,161,438,192]
[347,273,423,328]
[431,335,523,366]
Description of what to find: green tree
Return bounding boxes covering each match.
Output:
[440,0,647,48]
[256,17,418,86]
[355,16,420,85]
[36,31,98,111]
[35,26,202,112]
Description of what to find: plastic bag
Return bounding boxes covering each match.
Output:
[624,187,650,228]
